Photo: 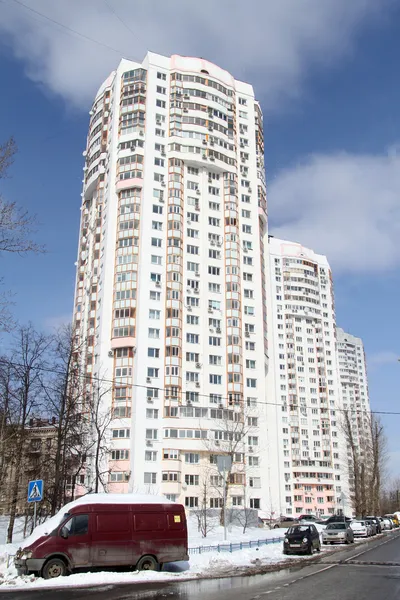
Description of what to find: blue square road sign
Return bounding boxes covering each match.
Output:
[27,479,43,503]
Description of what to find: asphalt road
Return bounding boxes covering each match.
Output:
[4,531,400,600]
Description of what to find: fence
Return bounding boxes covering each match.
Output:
[189,535,285,555]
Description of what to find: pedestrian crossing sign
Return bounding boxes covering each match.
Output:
[27,479,43,503]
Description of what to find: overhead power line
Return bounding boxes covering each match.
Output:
[10,0,132,57]
[0,358,395,417]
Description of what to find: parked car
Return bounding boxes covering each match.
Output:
[273,516,299,529]
[350,520,370,537]
[322,522,354,545]
[384,514,399,527]
[283,524,321,555]
[365,519,377,536]
[324,515,352,525]
[298,514,319,522]
[365,516,382,534]
[15,495,188,579]
[380,517,393,530]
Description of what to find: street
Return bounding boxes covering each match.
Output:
[3,531,400,600]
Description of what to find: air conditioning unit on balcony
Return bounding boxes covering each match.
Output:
[184,94,190,100]
[216,328,221,334]
[215,440,220,446]
[187,306,192,312]
[248,188,252,193]
[146,440,153,447]
[183,108,189,113]
[147,397,154,403]
[210,140,215,146]
[196,362,202,369]
[210,240,216,246]
[202,139,207,145]
[156,119,161,125]
[187,400,192,406]
[108,350,113,358]
[155,282,161,287]
[159,197,164,203]
[209,328,214,333]
[248,446,253,453]
[139,130,144,136]
[146,377,151,383]
[161,151,166,157]
[210,156,215,162]
[202,154,207,160]
[195,204,200,211]
[243,247,248,253]
[196,189,201,195]
[245,331,250,338]
[218,403,224,409]
[195,272,200,277]
[208,308,213,313]
[194,289,199,294]
[195,382,200,388]
[216,242,222,247]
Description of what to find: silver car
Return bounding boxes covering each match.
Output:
[322,522,354,544]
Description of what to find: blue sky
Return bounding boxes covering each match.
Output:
[0,0,399,474]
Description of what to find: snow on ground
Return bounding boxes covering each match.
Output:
[0,513,330,590]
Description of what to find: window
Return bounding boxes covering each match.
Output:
[232,496,243,506]
[146,408,159,419]
[248,456,259,467]
[185,453,199,464]
[208,283,221,293]
[185,497,198,508]
[209,355,222,366]
[249,477,261,488]
[157,72,166,80]
[186,333,199,344]
[246,341,255,351]
[151,255,162,265]
[145,450,157,461]
[145,429,158,440]
[250,498,260,509]
[185,474,199,486]
[144,472,157,485]
[156,86,166,94]
[156,99,166,108]
[187,166,199,175]
[163,449,179,460]
[246,359,256,369]
[148,347,160,358]
[209,374,222,384]
[151,237,162,247]
[209,336,221,346]
[149,309,161,319]
[64,514,89,536]
[152,220,163,231]
[248,436,258,446]
[148,328,160,338]
[153,204,163,214]
[112,429,130,438]
[187,315,199,325]
[110,449,129,461]
[246,378,257,388]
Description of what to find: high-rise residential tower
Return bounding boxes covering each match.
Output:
[268,238,346,516]
[336,327,372,512]
[73,52,278,511]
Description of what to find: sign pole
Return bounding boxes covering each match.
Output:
[33,500,37,530]
[223,468,227,541]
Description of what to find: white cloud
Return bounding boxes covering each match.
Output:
[0,0,392,109]
[269,151,400,272]
[368,351,399,366]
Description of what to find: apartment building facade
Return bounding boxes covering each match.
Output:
[268,238,347,516]
[73,52,280,512]
[336,327,372,512]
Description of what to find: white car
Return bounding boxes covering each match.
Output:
[380,518,392,531]
[350,520,369,537]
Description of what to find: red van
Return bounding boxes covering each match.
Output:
[14,498,188,579]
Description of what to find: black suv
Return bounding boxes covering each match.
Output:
[325,515,352,525]
[283,524,321,555]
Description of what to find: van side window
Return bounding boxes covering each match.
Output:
[65,514,89,536]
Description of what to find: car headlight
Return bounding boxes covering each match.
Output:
[20,551,33,561]
[302,537,308,543]
[284,537,289,543]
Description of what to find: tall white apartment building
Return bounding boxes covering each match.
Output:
[336,327,372,511]
[73,52,278,512]
[268,238,346,516]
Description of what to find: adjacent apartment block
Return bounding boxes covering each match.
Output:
[73,52,279,511]
[268,238,346,516]
[336,327,372,512]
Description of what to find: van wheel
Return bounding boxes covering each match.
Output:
[42,558,67,579]
[136,555,159,571]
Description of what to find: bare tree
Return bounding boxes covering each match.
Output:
[192,466,216,538]
[342,410,387,517]
[204,404,257,525]
[41,325,87,514]
[5,324,52,542]
[84,373,113,493]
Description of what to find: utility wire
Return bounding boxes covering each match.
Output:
[0,358,394,417]
[103,0,136,38]
[9,0,132,57]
